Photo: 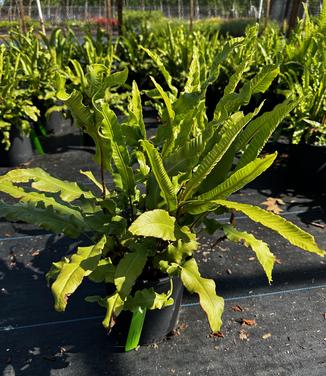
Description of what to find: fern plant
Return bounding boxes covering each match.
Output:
[0,44,39,150]
[0,43,324,350]
[280,3,326,145]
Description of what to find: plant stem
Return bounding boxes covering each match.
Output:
[230,210,236,225]
[128,195,135,222]
[100,146,106,200]
[190,213,205,231]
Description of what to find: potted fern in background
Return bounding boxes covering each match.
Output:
[0,45,39,166]
[0,37,324,352]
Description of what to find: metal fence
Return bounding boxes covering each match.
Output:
[0,5,259,22]
[0,1,323,23]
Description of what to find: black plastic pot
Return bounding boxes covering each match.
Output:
[0,127,33,167]
[288,144,326,194]
[109,276,183,347]
[45,111,72,135]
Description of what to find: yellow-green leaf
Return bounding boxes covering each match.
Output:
[51,236,106,311]
[102,292,124,328]
[214,200,325,257]
[129,209,176,241]
[114,247,148,299]
[222,224,275,283]
[181,258,224,333]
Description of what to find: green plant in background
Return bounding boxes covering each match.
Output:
[123,10,166,31]
[0,37,324,352]
[280,3,326,145]
[4,28,65,143]
[0,44,39,150]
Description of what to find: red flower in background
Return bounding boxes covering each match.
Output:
[91,17,118,26]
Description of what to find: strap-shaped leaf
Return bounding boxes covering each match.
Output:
[181,258,224,333]
[141,140,177,212]
[161,93,203,158]
[213,200,325,257]
[150,76,175,122]
[85,64,108,97]
[141,46,178,96]
[56,88,93,129]
[102,292,124,328]
[128,81,146,138]
[88,258,116,283]
[214,65,278,121]
[236,99,298,170]
[57,85,113,173]
[248,65,280,94]
[174,98,205,149]
[0,200,83,238]
[114,246,148,299]
[0,168,94,202]
[197,153,277,201]
[46,258,70,285]
[197,142,236,194]
[100,103,135,194]
[70,59,87,89]
[184,46,201,93]
[129,209,176,241]
[203,37,244,90]
[102,68,128,89]
[222,224,275,283]
[182,111,254,201]
[80,170,109,195]
[51,235,107,311]
[223,60,251,96]
[0,180,84,223]
[165,135,204,177]
[135,151,150,177]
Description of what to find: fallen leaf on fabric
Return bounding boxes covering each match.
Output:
[231,305,244,312]
[178,323,188,331]
[261,197,285,214]
[209,331,224,338]
[236,318,256,326]
[31,250,40,257]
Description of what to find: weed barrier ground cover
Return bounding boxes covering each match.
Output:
[0,149,325,375]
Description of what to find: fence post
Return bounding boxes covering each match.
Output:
[264,0,271,29]
[258,0,264,20]
[117,0,123,35]
[17,0,27,33]
[287,0,301,36]
[35,0,46,34]
[106,0,112,36]
[189,0,194,31]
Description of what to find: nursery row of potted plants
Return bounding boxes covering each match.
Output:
[1,3,325,168]
[0,27,325,351]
